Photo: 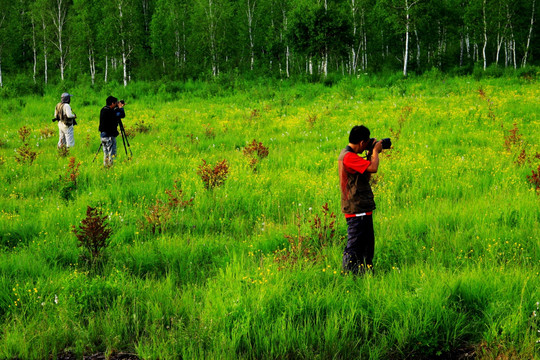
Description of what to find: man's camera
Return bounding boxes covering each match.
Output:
[366,137,392,152]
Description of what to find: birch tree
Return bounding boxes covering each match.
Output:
[193,0,233,77]
[106,0,144,86]
[72,0,101,85]
[522,0,536,67]
[49,0,70,81]
[151,0,190,74]
[378,0,423,76]
[244,0,258,71]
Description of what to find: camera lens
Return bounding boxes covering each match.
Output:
[381,138,392,149]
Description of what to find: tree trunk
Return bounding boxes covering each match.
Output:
[459,31,464,66]
[349,0,357,74]
[204,0,218,77]
[482,0,487,70]
[51,0,67,81]
[522,0,535,67]
[246,0,256,71]
[31,17,37,84]
[507,5,516,69]
[415,28,420,70]
[89,48,95,85]
[361,8,367,70]
[42,17,48,85]
[104,54,108,83]
[118,2,129,86]
[122,40,128,86]
[404,5,410,77]
[282,8,289,78]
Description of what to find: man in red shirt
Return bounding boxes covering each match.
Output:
[338,125,383,274]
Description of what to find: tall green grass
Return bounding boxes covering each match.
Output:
[0,75,539,359]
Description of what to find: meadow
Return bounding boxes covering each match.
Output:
[0,74,539,359]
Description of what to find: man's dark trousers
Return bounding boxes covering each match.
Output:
[342,215,374,274]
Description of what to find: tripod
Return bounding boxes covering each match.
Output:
[92,120,132,163]
[119,119,133,159]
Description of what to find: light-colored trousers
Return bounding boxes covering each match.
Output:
[101,136,117,166]
[57,122,75,148]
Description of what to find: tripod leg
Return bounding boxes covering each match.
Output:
[119,121,133,158]
[92,143,102,163]
[121,131,128,158]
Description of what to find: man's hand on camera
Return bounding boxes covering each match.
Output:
[373,140,383,153]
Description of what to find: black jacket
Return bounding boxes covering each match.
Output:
[99,106,125,137]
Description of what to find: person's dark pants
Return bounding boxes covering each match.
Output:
[342,215,375,274]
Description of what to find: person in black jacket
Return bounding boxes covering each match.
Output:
[99,96,125,166]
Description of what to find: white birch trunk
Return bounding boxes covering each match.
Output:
[465,28,470,59]
[286,45,290,78]
[495,33,504,65]
[51,0,67,81]
[460,33,463,66]
[122,40,128,86]
[482,0,487,70]
[42,16,48,85]
[118,2,129,86]
[246,0,256,71]
[175,29,181,65]
[507,5,517,69]
[362,9,367,70]
[404,3,410,77]
[282,8,289,78]
[31,17,37,84]
[89,48,95,85]
[402,0,419,77]
[522,0,536,67]
[104,54,108,83]
[183,20,187,64]
[323,47,328,77]
[415,28,420,70]
[204,0,218,76]
[349,0,357,74]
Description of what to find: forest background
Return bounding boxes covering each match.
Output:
[0,0,538,90]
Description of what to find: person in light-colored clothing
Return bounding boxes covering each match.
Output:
[54,92,77,148]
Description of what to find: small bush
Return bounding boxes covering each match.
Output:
[274,203,338,268]
[72,206,112,268]
[527,164,540,191]
[59,157,81,201]
[18,126,31,143]
[57,145,70,158]
[141,180,194,233]
[14,144,38,164]
[243,140,269,173]
[203,124,215,139]
[197,159,229,190]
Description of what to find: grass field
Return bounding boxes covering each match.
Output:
[0,75,539,359]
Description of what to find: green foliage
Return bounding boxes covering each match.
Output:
[2,0,538,84]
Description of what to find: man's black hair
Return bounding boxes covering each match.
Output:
[349,125,370,144]
[106,96,118,106]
